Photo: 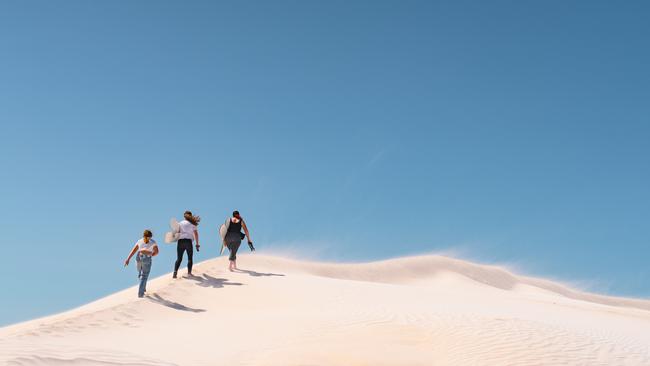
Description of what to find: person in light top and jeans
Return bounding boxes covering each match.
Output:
[124,230,159,298]
[174,210,200,278]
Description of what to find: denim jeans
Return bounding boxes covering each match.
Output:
[136,255,152,298]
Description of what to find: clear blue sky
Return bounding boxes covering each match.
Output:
[1,1,648,326]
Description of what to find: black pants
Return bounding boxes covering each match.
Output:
[227,241,241,261]
[174,239,193,274]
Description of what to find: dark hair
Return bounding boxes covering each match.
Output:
[143,229,153,238]
[232,210,240,217]
[184,210,200,226]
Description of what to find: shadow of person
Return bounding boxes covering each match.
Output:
[148,294,206,313]
[234,268,285,277]
[190,273,244,288]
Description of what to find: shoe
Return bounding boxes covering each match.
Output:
[172,272,177,279]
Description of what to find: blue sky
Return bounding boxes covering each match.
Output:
[1,1,649,326]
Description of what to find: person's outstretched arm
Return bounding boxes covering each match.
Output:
[124,244,138,266]
[242,220,254,251]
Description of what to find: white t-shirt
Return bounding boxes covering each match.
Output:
[136,238,158,255]
[178,220,197,241]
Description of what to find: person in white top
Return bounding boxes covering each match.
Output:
[124,230,159,298]
[173,210,200,278]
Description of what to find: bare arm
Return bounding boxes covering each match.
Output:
[242,220,252,243]
[242,219,254,251]
[194,230,200,249]
[124,244,138,266]
[152,246,159,257]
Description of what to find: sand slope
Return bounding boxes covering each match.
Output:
[1,254,649,366]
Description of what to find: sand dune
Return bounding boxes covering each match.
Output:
[1,254,649,366]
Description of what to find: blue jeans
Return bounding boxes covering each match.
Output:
[136,255,152,298]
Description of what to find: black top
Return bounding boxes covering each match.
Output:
[228,219,242,233]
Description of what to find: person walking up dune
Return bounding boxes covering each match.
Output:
[124,230,159,298]
[174,210,200,278]
[225,210,254,271]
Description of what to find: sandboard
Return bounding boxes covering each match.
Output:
[164,217,180,244]
[219,217,230,255]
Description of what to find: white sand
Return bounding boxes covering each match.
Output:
[1,254,649,365]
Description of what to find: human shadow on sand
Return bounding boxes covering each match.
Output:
[234,268,285,277]
[148,294,206,313]
[189,273,244,288]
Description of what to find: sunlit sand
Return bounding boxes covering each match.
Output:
[1,254,649,365]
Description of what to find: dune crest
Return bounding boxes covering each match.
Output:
[275,255,650,311]
[1,254,649,366]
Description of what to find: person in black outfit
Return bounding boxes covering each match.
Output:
[225,210,254,271]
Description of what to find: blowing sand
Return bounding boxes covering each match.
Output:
[1,254,649,365]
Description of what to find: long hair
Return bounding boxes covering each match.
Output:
[184,210,200,226]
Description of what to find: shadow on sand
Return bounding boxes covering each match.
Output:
[188,273,244,288]
[234,268,285,277]
[148,294,206,313]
